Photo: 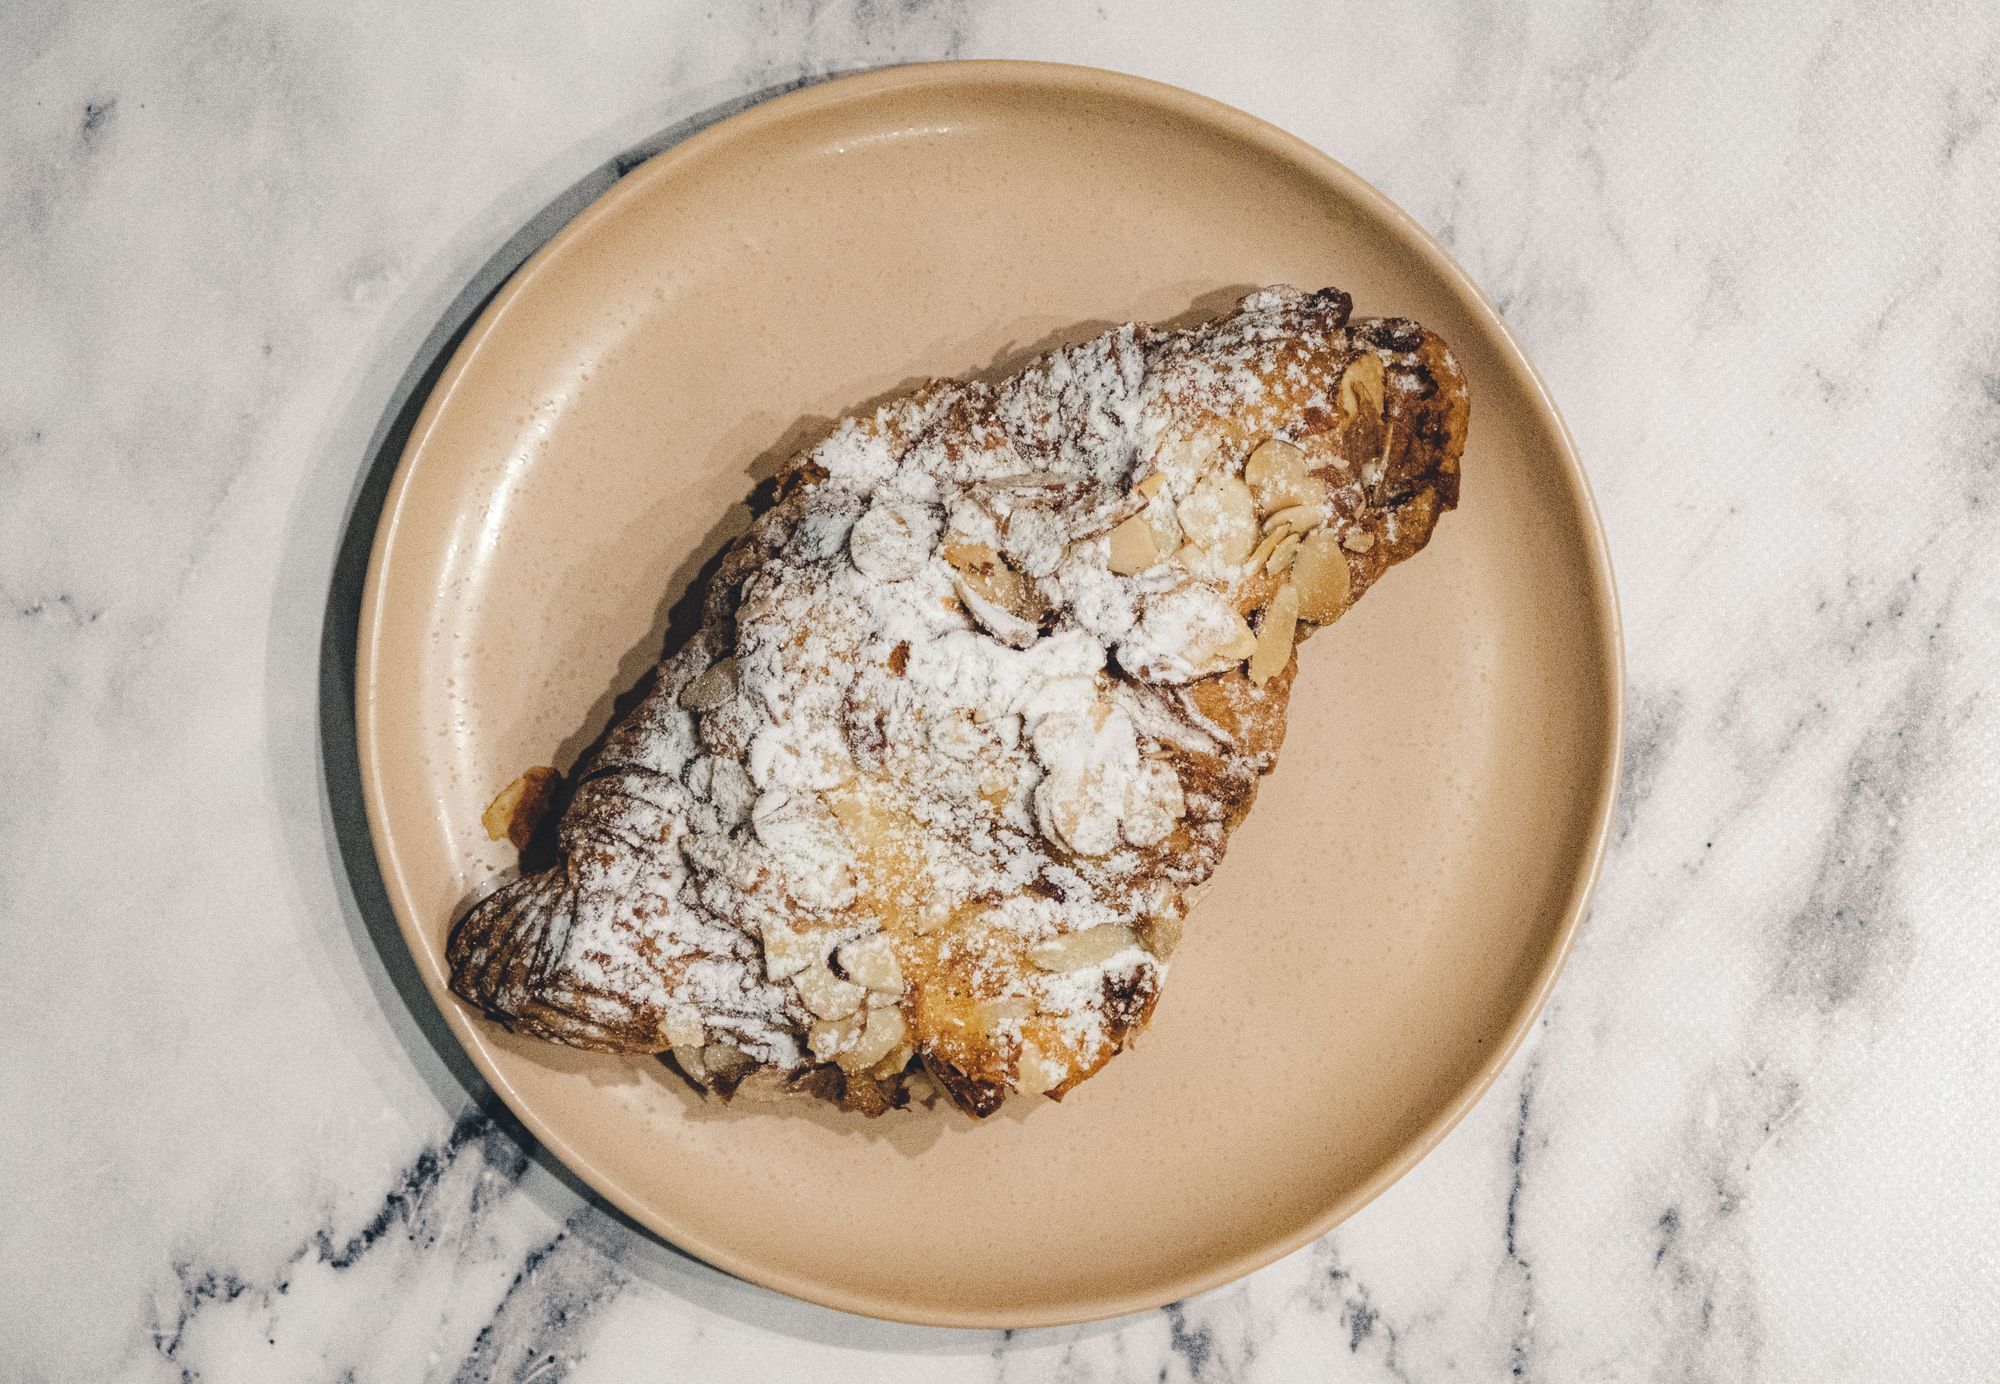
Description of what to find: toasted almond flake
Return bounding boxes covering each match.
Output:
[1149,433,1217,490]
[954,574,1041,646]
[836,1003,906,1073]
[1217,609,1260,662]
[836,934,904,993]
[1146,490,1183,554]
[948,540,1048,642]
[1122,758,1185,847]
[1107,513,1160,574]
[1265,532,1302,575]
[1015,1039,1064,1095]
[796,958,865,1020]
[847,498,934,580]
[1177,473,1257,563]
[1232,569,1280,617]
[1138,912,1183,959]
[1246,528,1286,573]
[942,540,1001,573]
[679,657,739,712]
[1243,437,1312,513]
[758,921,825,982]
[1028,924,1139,972]
[869,1040,916,1081]
[1287,474,1330,512]
[670,1043,709,1082]
[661,1011,707,1049]
[1173,539,1236,581]
[1135,472,1168,499]
[1248,583,1300,686]
[1261,504,1321,537]
[807,1014,862,1061]
[1337,351,1385,420]
[1292,531,1353,622]
[1343,529,1376,553]
[1371,424,1399,502]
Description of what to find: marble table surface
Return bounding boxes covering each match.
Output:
[7,1,1998,1379]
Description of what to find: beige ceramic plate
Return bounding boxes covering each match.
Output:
[358,61,1621,1327]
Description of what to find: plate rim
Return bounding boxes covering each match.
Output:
[355,58,1625,1328]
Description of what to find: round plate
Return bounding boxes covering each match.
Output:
[358,61,1621,1327]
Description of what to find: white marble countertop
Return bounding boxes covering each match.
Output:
[7,2,1998,1379]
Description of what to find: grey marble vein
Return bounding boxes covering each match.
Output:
[5,0,1999,1380]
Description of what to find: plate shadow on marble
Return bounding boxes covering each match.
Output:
[291,71,1114,1351]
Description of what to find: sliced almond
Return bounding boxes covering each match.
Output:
[984,472,1059,492]
[1246,528,1285,573]
[1035,768,1122,858]
[1216,610,1260,662]
[670,1043,709,1083]
[1148,433,1218,490]
[1014,1039,1064,1096]
[835,934,904,993]
[835,1004,906,1073]
[659,1010,707,1051]
[1134,471,1168,499]
[1264,532,1302,575]
[1244,436,1305,496]
[679,656,740,712]
[955,576,1040,647]
[1118,585,1258,681]
[942,540,1000,573]
[1337,351,1386,421]
[1028,923,1140,972]
[1282,474,1330,514]
[1292,531,1353,623]
[1243,438,1327,515]
[1262,504,1323,538]
[796,957,865,1020]
[1247,582,1300,686]
[1106,513,1160,575]
[1177,473,1257,564]
[1172,540,1220,580]
[1371,424,1399,503]
[945,541,1045,641]
[1122,758,1186,848]
[1343,529,1376,553]
[869,1041,916,1081]
[847,497,935,580]
[807,1014,862,1062]
[758,920,825,982]
[972,997,1032,1034]
[1146,490,1183,555]
[1137,912,1183,960]
[1232,568,1281,618]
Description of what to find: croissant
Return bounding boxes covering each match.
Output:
[447,285,1468,1117]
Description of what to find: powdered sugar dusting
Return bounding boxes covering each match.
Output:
[449,284,1467,1114]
